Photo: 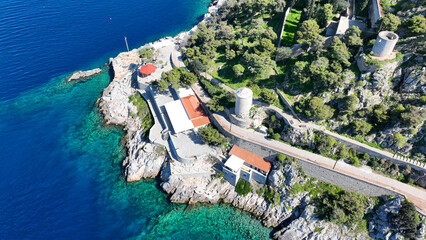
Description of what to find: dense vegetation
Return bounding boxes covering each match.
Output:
[198,125,229,146]
[390,199,419,239]
[128,93,154,134]
[185,0,426,160]
[279,128,425,188]
[183,0,287,95]
[235,178,252,196]
[316,190,367,227]
[157,68,198,91]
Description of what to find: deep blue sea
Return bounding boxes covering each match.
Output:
[0,0,271,239]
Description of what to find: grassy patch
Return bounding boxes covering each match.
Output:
[290,182,303,194]
[128,93,154,135]
[282,8,302,46]
[364,52,404,68]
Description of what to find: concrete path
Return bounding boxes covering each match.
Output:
[192,82,426,215]
[216,111,426,215]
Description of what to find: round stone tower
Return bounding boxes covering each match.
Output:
[372,31,399,57]
[235,87,253,119]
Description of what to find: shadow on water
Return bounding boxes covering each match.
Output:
[196,14,205,22]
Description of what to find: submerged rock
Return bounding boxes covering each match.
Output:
[67,68,102,82]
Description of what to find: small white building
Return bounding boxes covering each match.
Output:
[222,145,271,185]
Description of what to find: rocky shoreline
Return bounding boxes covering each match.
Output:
[94,0,425,239]
[67,68,102,82]
[95,36,425,240]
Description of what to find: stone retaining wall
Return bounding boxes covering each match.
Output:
[231,136,397,196]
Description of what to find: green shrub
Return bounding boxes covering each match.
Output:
[260,89,278,105]
[349,156,361,166]
[235,179,252,196]
[264,186,280,205]
[390,199,419,239]
[394,133,406,148]
[198,125,229,146]
[356,80,366,87]
[380,0,391,11]
[316,190,367,226]
[304,97,335,120]
[128,93,154,134]
[272,133,281,140]
[351,120,373,136]
[139,48,154,60]
[409,128,418,135]
[291,183,303,194]
[277,153,287,163]
[404,15,426,35]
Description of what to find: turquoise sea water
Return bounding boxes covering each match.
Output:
[0,0,272,239]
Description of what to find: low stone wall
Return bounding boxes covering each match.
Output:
[276,7,292,49]
[225,108,251,128]
[321,129,426,172]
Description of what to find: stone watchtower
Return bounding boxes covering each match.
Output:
[235,88,253,119]
[372,31,399,57]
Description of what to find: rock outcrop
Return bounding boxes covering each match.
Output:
[99,48,164,181]
[368,195,405,240]
[67,68,102,82]
[274,205,370,240]
[160,161,306,228]
[400,66,425,94]
[99,49,141,130]
[124,130,166,181]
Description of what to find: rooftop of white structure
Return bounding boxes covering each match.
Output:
[236,87,253,98]
[379,31,398,40]
[177,87,195,98]
[164,100,194,134]
[225,155,245,172]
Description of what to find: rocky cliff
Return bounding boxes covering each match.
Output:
[98,49,166,182]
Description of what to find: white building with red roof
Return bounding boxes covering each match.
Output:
[164,87,210,134]
[223,145,271,185]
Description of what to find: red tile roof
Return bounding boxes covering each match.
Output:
[229,145,271,173]
[181,95,206,119]
[140,64,156,75]
[181,95,210,128]
[191,116,210,128]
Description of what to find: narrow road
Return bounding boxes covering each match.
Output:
[200,72,426,170]
[192,82,426,215]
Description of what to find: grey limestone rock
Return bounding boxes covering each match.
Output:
[274,205,370,240]
[368,195,404,240]
[67,68,102,82]
[400,66,425,94]
[124,131,166,181]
